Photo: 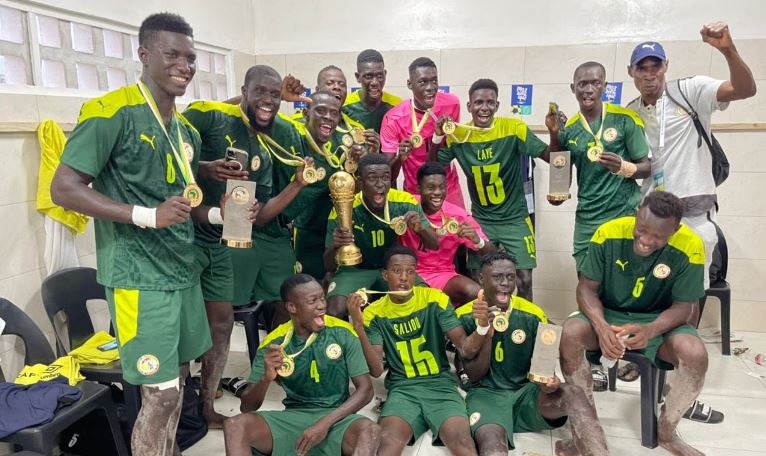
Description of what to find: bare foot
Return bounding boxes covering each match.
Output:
[659,433,705,456]
[215,388,223,399]
[555,439,581,456]
[203,409,227,429]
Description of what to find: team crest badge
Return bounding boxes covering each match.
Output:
[469,412,481,426]
[328,282,337,293]
[511,329,526,344]
[603,128,618,142]
[676,106,688,116]
[294,261,303,273]
[326,343,343,360]
[137,354,160,376]
[653,263,671,279]
[251,155,261,172]
[183,143,194,162]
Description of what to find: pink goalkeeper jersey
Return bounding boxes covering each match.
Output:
[400,196,487,275]
[380,92,465,208]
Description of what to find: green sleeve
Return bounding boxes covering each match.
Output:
[363,312,384,346]
[325,214,339,249]
[460,315,477,334]
[341,331,370,378]
[60,114,122,178]
[182,106,213,140]
[247,344,266,383]
[671,261,706,302]
[520,128,548,159]
[623,117,650,161]
[438,303,462,333]
[580,240,606,283]
[437,143,456,164]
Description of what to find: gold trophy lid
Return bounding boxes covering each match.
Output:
[329,170,357,194]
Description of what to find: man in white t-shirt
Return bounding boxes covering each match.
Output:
[625,21,756,426]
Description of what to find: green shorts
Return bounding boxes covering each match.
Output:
[477,217,536,270]
[230,233,297,305]
[253,408,367,456]
[380,377,468,445]
[571,308,700,370]
[193,243,234,302]
[466,383,566,449]
[294,227,326,281]
[105,284,212,385]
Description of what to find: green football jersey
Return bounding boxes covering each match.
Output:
[60,84,201,291]
[438,117,546,224]
[456,296,547,390]
[325,189,428,270]
[581,216,705,313]
[183,102,303,241]
[560,103,649,224]
[342,90,402,133]
[249,315,369,410]
[363,287,461,390]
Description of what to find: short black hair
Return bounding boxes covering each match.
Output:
[309,90,340,105]
[243,65,281,88]
[480,251,517,270]
[357,49,384,66]
[138,13,193,47]
[417,162,447,184]
[408,57,436,76]
[317,65,344,85]
[280,273,316,303]
[573,61,606,81]
[358,152,390,175]
[384,245,418,268]
[469,78,498,98]
[640,191,684,223]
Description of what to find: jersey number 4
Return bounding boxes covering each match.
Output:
[472,164,505,206]
[395,335,439,378]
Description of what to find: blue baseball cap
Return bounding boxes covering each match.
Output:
[630,42,667,66]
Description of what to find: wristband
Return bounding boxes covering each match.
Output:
[612,158,637,178]
[208,207,224,225]
[476,324,490,336]
[131,205,157,229]
[432,133,444,144]
[474,238,486,249]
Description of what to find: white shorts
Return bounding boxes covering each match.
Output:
[682,208,717,290]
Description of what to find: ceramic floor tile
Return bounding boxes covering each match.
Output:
[677,395,766,452]
[182,428,224,456]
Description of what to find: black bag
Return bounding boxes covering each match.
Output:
[709,218,729,287]
[176,374,208,450]
[665,79,730,186]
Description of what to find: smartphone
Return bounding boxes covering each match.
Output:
[549,102,566,128]
[225,147,249,171]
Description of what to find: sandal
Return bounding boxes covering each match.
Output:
[617,362,641,382]
[592,368,608,392]
[221,376,249,398]
[683,400,724,424]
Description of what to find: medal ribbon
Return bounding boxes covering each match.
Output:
[257,132,305,167]
[447,120,495,144]
[410,101,432,138]
[137,81,195,185]
[359,192,397,228]
[577,102,608,147]
[305,129,342,169]
[280,326,318,360]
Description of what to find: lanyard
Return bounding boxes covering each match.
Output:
[658,94,667,153]
[257,133,304,167]
[305,129,342,169]
[410,101,432,136]
[448,120,495,144]
[137,81,195,185]
[280,326,318,359]
[577,102,607,146]
[360,192,392,224]
[354,287,414,304]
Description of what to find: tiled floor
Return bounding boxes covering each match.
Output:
[184,327,766,455]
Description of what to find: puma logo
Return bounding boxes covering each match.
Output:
[225,134,236,147]
[642,43,656,51]
[139,134,156,150]
[568,139,578,146]
[616,259,629,271]
[97,100,109,111]
[354,224,365,232]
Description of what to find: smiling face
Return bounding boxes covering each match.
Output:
[571,65,605,113]
[418,173,447,214]
[286,280,327,333]
[632,206,680,257]
[480,259,516,309]
[360,163,391,211]
[407,66,438,110]
[356,61,386,103]
[306,93,341,144]
[317,68,348,106]
[468,88,499,128]
[241,72,282,130]
[139,31,196,98]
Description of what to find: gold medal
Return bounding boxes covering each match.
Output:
[316,167,327,181]
[183,183,203,207]
[355,288,369,305]
[231,185,250,203]
[342,134,354,147]
[540,328,558,345]
[493,314,509,332]
[436,227,446,236]
[277,356,295,377]
[410,133,423,148]
[445,218,460,235]
[587,144,603,162]
[391,216,408,236]
[303,166,318,184]
[250,155,261,172]
[351,127,366,144]
[442,119,456,135]
[552,155,567,168]
[344,159,358,174]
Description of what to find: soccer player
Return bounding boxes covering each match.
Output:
[456,251,608,455]
[434,78,561,301]
[400,163,493,306]
[343,49,402,133]
[223,274,380,456]
[183,65,309,426]
[559,61,651,274]
[324,153,438,318]
[51,13,210,455]
[380,57,465,207]
[560,191,710,456]
[347,246,489,456]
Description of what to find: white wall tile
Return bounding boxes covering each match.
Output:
[284,51,356,91]
[0,203,46,279]
[252,53,283,78]
[106,67,127,90]
[712,87,766,123]
[524,44,617,84]
[440,47,525,86]
[71,22,94,54]
[76,63,99,90]
[37,15,61,48]
[717,215,766,261]
[196,49,211,73]
[36,94,87,124]
[615,40,713,83]
[726,258,766,302]
[381,49,441,88]
[216,82,228,101]
[0,134,41,207]
[710,39,766,81]
[198,80,212,100]
[0,54,28,85]
[716,172,766,217]
[41,58,67,88]
[0,5,24,44]
[102,29,124,59]
[214,53,226,75]
[716,132,766,173]
[130,34,140,61]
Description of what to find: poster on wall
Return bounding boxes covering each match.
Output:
[438,86,450,94]
[351,87,361,92]
[602,82,622,104]
[293,88,312,112]
[511,84,533,116]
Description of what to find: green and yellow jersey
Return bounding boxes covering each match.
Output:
[438,117,546,224]
[325,189,428,270]
[183,101,303,241]
[249,315,369,409]
[581,216,705,313]
[363,287,461,390]
[560,103,649,224]
[342,90,402,132]
[456,296,547,390]
[61,84,201,290]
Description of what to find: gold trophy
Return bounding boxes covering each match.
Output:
[547,151,571,202]
[221,180,256,248]
[527,323,562,384]
[329,171,363,266]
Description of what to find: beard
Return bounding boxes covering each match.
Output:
[246,106,275,132]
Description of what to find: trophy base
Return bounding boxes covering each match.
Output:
[547,193,571,202]
[222,239,253,249]
[336,247,363,266]
[527,372,555,384]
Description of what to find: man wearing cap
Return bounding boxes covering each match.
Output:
[624,22,756,424]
